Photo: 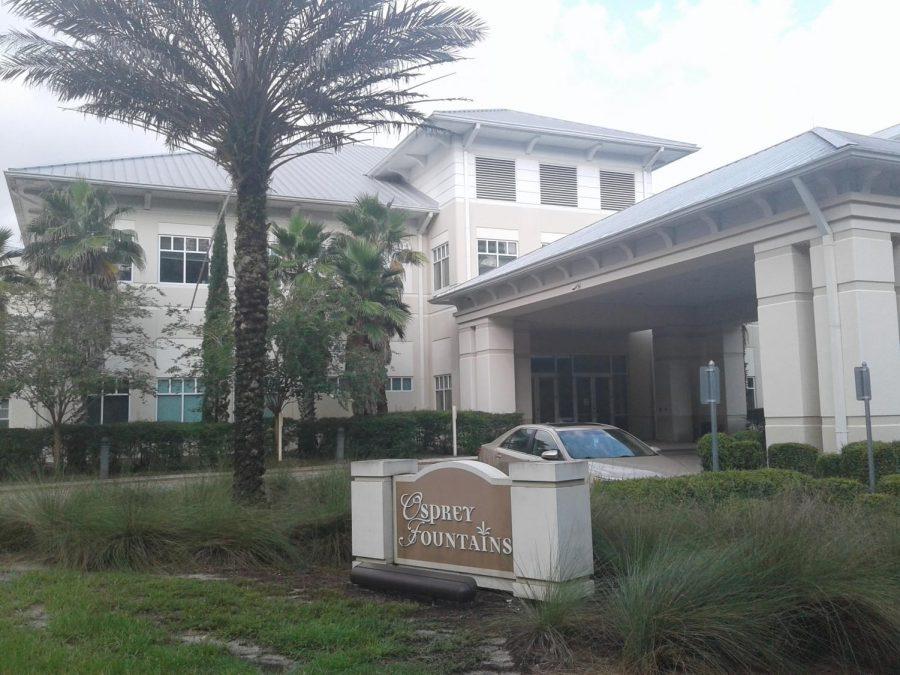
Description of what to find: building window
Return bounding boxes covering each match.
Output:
[118,263,133,282]
[432,242,450,291]
[746,376,756,410]
[435,375,452,411]
[599,170,636,211]
[540,164,578,207]
[477,239,517,275]
[159,236,210,284]
[475,156,516,201]
[157,377,204,422]
[387,377,413,392]
[0,399,8,429]
[87,380,130,425]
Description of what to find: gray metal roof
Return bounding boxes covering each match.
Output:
[431,108,698,150]
[6,144,438,212]
[437,127,900,300]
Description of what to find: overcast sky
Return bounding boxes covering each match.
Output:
[2,0,899,243]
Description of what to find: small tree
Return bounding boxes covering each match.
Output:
[0,280,155,469]
[201,216,234,422]
[266,275,348,460]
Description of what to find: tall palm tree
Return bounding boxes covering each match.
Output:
[0,1,484,502]
[23,181,144,289]
[332,196,425,414]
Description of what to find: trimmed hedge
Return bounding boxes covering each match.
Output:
[288,410,522,460]
[815,452,843,478]
[595,469,813,507]
[697,433,764,471]
[0,422,240,478]
[876,474,900,496]
[838,441,900,483]
[768,442,819,475]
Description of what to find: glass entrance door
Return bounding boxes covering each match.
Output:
[533,376,557,423]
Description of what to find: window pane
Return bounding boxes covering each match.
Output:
[441,259,449,286]
[86,396,102,425]
[402,378,412,391]
[498,255,516,268]
[477,240,486,253]
[186,238,197,252]
[185,253,208,284]
[172,237,185,250]
[118,264,132,282]
[199,238,210,252]
[104,395,129,424]
[183,379,196,394]
[497,241,507,254]
[508,242,518,255]
[170,379,183,394]
[157,395,182,422]
[160,236,172,250]
[160,251,184,283]
[157,379,170,394]
[478,254,496,275]
[433,262,442,291]
[183,394,203,422]
[487,240,497,253]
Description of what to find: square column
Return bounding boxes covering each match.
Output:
[350,459,418,564]
[754,244,823,447]
[458,317,517,413]
[721,326,749,433]
[811,228,900,450]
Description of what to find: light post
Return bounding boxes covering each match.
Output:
[700,361,721,472]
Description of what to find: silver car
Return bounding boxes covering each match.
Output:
[478,423,697,481]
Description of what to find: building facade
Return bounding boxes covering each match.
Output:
[8,110,899,453]
[4,109,697,430]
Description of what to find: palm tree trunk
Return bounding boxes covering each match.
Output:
[231,169,270,502]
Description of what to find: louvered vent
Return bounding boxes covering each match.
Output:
[475,157,516,201]
[539,164,578,207]
[600,170,636,210]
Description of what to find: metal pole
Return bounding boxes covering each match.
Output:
[710,400,720,472]
[451,405,458,457]
[864,398,875,494]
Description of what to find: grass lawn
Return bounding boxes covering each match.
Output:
[0,564,494,674]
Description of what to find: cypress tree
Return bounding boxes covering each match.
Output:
[201,216,234,422]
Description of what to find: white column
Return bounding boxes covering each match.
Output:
[350,459,418,564]
[514,325,533,422]
[509,461,593,600]
[457,317,517,413]
[754,244,823,447]
[721,326,748,433]
[653,330,698,442]
[811,228,900,449]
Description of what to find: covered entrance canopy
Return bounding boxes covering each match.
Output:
[434,128,900,452]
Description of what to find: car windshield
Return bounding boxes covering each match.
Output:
[557,428,655,459]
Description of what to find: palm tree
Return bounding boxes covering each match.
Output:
[0,1,484,502]
[270,215,330,286]
[332,197,425,414]
[0,227,29,310]
[23,181,145,289]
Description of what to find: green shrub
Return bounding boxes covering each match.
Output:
[0,429,51,480]
[877,474,900,496]
[697,433,764,471]
[805,476,865,503]
[839,441,900,483]
[732,428,765,447]
[594,469,813,509]
[815,452,843,478]
[768,442,820,474]
[288,410,522,460]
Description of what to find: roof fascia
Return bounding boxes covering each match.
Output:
[433,147,899,304]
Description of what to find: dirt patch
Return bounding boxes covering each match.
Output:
[22,604,49,630]
[179,631,296,672]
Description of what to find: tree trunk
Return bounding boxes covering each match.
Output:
[231,169,270,502]
[51,423,64,473]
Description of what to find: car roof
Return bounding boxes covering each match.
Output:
[525,423,618,430]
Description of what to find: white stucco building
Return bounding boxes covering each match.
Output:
[5,110,900,452]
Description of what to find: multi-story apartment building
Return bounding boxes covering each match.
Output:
[3,109,697,429]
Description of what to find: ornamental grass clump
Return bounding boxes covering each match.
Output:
[591,491,900,673]
[0,469,351,570]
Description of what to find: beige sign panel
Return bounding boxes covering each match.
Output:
[394,461,513,575]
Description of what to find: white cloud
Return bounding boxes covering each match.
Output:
[2,0,899,240]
